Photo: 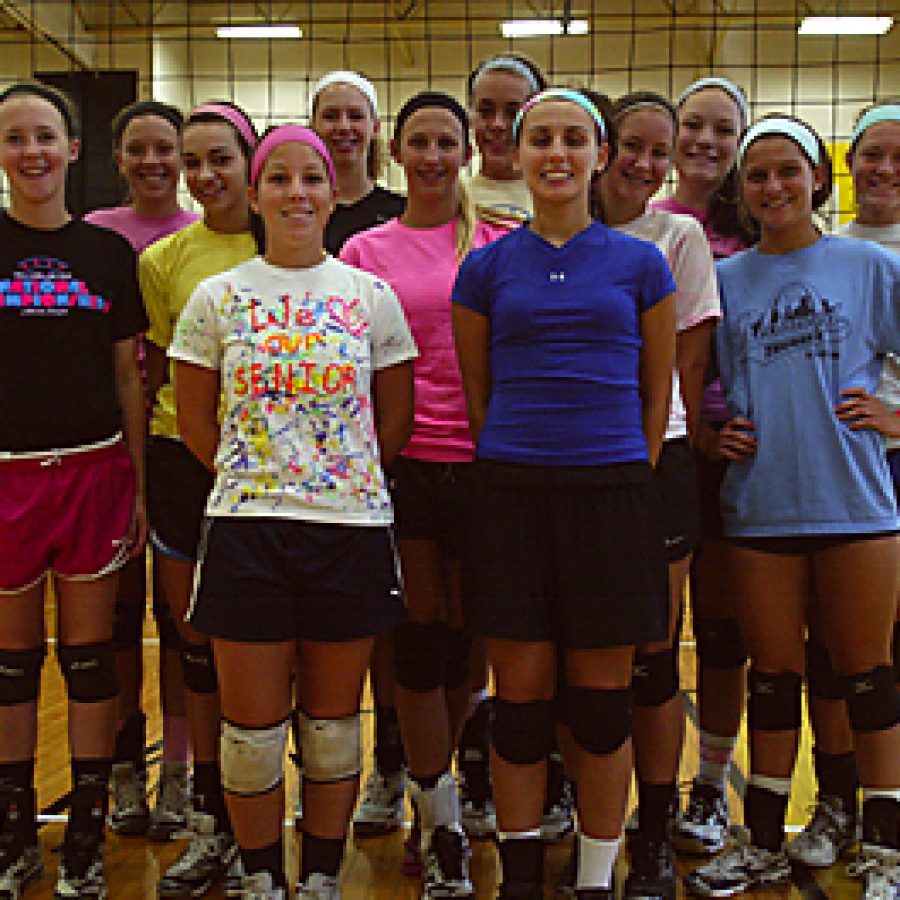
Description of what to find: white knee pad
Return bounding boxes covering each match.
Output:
[299,710,361,783]
[220,718,289,796]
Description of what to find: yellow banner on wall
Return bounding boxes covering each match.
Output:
[827,140,855,225]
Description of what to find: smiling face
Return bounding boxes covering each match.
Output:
[849,120,900,226]
[0,93,78,221]
[116,113,181,209]
[181,120,249,229]
[251,142,334,267]
[311,82,378,175]
[470,68,534,180]
[674,87,742,195]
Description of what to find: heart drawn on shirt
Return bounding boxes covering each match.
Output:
[327,295,368,336]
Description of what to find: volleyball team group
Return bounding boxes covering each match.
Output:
[0,50,896,900]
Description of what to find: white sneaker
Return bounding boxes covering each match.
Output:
[787,795,859,867]
[683,832,790,897]
[240,870,286,899]
[156,811,236,897]
[0,841,42,899]
[847,843,900,900]
[422,826,474,898]
[107,762,149,836]
[675,779,730,856]
[352,767,404,836]
[297,872,340,899]
[148,762,191,842]
[54,833,106,899]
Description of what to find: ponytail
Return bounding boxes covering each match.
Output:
[455,178,477,262]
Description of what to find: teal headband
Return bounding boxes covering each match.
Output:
[738,117,820,166]
[512,88,607,142]
[851,104,900,147]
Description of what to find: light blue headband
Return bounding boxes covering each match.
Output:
[512,88,607,141]
[678,76,748,126]
[738,117,821,166]
[475,57,541,95]
[851,104,900,147]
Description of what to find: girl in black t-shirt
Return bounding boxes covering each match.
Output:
[0,81,147,898]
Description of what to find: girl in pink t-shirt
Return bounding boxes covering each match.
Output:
[342,91,507,897]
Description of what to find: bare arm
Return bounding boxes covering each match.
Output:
[452,304,490,445]
[145,340,169,412]
[373,360,414,469]
[676,319,715,445]
[114,337,148,556]
[639,293,676,467]
[174,360,220,472]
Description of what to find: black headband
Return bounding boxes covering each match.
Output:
[114,101,183,144]
[0,83,77,136]
[394,91,469,145]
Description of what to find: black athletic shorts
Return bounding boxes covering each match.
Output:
[728,530,898,556]
[655,438,701,563]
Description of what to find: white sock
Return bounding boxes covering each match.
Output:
[575,831,620,890]
[698,730,737,792]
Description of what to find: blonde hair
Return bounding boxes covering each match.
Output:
[455,178,477,262]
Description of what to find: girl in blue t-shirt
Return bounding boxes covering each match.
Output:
[685,115,900,900]
[452,88,676,899]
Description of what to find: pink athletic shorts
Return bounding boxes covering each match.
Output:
[0,440,135,593]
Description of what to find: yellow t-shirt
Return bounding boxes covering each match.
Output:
[466,172,533,226]
[139,220,257,439]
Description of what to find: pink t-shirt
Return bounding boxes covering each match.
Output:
[341,217,509,462]
[84,206,200,254]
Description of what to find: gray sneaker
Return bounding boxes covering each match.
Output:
[0,841,42,899]
[352,767,404,836]
[156,811,236,897]
[240,870,286,899]
[787,795,859,867]
[108,762,149,836]
[683,833,790,897]
[847,843,900,900]
[296,872,340,899]
[148,762,190,842]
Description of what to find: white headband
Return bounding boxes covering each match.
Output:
[678,76,749,126]
[851,104,900,147]
[473,57,541,95]
[738,117,821,166]
[311,70,378,115]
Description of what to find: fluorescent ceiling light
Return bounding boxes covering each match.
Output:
[501,19,589,38]
[216,24,302,39]
[798,16,892,35]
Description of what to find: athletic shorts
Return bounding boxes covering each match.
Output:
[189,517,405,643]
[147,436,214,561]
[463,460,669,649]
[0,440,135,593]
[388,456,473,558]
[728,531,898,556]
[654,438,701,563]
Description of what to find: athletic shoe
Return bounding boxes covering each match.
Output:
[156,811,237,897]
[542,780,575,842]
[296,872,340,899]
[240,870,287,899]
[54,831,106,899]
[682,834,790,897]
[107,761,149,836]
[223,850,245,898]
[458,729,494,841]
[148,762,191,842]
[847,843,900,900]
[786,795,859,867]
[675,780,730,856]
[624,835,676,899]
[422,825,474,898]
[352,767,404,836]
[0,840,42,899]
[460,793,496,841]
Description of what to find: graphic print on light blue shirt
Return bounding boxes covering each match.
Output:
[716,235,900,537]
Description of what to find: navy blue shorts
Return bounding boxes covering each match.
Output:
[189,517,404,643]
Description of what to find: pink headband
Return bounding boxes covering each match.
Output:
[250,125,337,187]
[190,103,257,149]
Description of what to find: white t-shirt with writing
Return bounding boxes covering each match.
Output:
[169,255,417,524]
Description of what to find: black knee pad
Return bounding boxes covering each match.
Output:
[0,646,45,705]
[393,620,448,692]
[806,639,845,701]
[181,642,218,694]
[694,616,748,669]
[491,698,554,765]
[844,666,899,733]
[565,685,633,755]
[152,596,183,652]
[112,599,145,651]
[443,628,472,690]
[57,641,118,702]
[633,648,679,707]
[747,669,802,732]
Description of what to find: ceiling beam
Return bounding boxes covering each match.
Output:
[0,0,95,68]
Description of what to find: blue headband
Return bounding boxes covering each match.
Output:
[678,77,748,126]
[851,104,900,147]
[512,88,607,141]
[738,117,821,166]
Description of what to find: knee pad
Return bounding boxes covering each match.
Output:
[299,711,361,783]
[443,628,472,690]
[694,616,748,669]
[844,666,900,733]
[491,698,554,765]
[220,717,289,796]
[633,648,679,707]
[152,597,183,653]
[806,639,845,701]
[57,641,118,702]
[393,620,448,692]
[747,669,802,732]
[565,685,633,755]
[112,600,145,651]
[181,642,218,694]
[0,646,45,705]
